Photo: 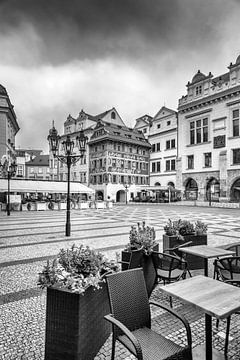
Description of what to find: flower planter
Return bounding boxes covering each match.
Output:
[58,202,67,210]
[96,201,106,209]
[163,234,207,270]
[45,284,111,360]
[36,202,47,211]
[78,202,89,209]
[121,244,159,296]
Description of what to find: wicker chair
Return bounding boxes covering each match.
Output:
[163,241,192,278]
[213,256,240,355]
[105,268,192,360]
[151,252,189,307]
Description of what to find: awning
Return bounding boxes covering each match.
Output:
[0,178,95,194]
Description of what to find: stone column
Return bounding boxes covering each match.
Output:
[219,150,228,201]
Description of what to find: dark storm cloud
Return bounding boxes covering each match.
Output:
[0,0,234,66]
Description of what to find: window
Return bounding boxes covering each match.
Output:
[190,118,208,145]
[167,121,171,126]
[166,159,175,171]
[187,155,194,169]
[38,167,43,173]
[156,143,160,152]
[166,139,175,149]
[196,85,202,96]
[204,153,212,167]
[152,144,156,152]
[233,109,239,137]
[157,161,161,172]
[129,147,132,153]
[233,149,240,164]
[120,175,124,183]
[112,158,116,167]
[152,163,156,172]
[157,124,161,129]
[128,161,131,169]
[112,175,117,183]
[143,128,147,133]
[17,165,24,177]
[118,145,121,151]
[111,111,116,119]
[30,168,34,173]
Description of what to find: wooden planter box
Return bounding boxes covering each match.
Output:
[45,284,111,360]
[163,234,207,270]
[78,202,89,209]
[121,244,159,297]
[58,202,67,210]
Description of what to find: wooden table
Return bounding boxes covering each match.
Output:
[161,275,240,360]
[178,245,235,276]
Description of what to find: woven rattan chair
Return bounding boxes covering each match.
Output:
[214,256,240,355]
[151,252,189,307]
[163,241,192,278]
[105,268,192,360]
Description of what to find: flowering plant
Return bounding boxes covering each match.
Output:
[126,221,157,255]
[164,219,207,240]
[38,244,119,294]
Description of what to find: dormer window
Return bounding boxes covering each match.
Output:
[196,85,202,96]
[111,112,116,119]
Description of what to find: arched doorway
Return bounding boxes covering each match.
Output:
[185,178,198,200]
[167,182,175,188]
[230,178,240,202]
[155,182,161,186]
[96,190,104,201]
[206,178,220,202]
[116,190,125,203]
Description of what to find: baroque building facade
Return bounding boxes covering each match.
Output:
[88,119,151,202]
[0,84,19,171]
[177,55,240,202]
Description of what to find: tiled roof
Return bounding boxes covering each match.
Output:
[25,155,49,166]
[88,121,151,148]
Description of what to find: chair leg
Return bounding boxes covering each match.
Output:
[111,335,116,360]
[216,318,219,330]
[224,316,231,356]
[169,295,173,308]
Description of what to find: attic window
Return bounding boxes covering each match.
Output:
[157,124,161,129]
[117,125,122,129]
[111,112,116,119]
[113,131,120,135]
[125,134,132,138]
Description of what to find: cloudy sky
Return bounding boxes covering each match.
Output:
[1,0,240,152]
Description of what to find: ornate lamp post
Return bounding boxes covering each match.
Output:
[47,124,87,236]
[0,155,17,216]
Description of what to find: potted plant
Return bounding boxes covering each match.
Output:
[163,218,208,269]
[122,221,158,296]
[38,244,119,360]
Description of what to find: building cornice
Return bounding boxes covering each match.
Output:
[178,85,240,113]
[185,108,212,119]
[148,127,177,137]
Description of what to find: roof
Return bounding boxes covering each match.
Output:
[88,120,151,148]
[191,70,207,84]
[0,178,95,194]
[16,149,43,157]
[0,84,7,96]
[25,155,49,166]
[211,72,229,85]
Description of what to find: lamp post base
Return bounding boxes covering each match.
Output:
[65,222,71,237]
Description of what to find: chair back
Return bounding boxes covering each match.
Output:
[214,256,240,282]
[152,252,186,281]
[106,268,150,336]
[225,243,240,257]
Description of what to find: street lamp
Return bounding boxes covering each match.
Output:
[0,156,17,216]
[124,183,130,205]
[47,123,88,236]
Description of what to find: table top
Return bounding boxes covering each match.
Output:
[160,275,240,319]
[178,245,235,259]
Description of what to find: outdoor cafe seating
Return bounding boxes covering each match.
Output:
[104,268,193,360]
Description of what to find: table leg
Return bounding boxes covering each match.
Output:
[204,258,208,277]
[205,314,212,360]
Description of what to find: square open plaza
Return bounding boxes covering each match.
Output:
[1,203,240,359]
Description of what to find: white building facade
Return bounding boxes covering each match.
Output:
[177,55,240,202]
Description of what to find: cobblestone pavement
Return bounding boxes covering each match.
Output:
[1,204,240,359]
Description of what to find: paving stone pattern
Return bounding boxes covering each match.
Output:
[1,204,240,359]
